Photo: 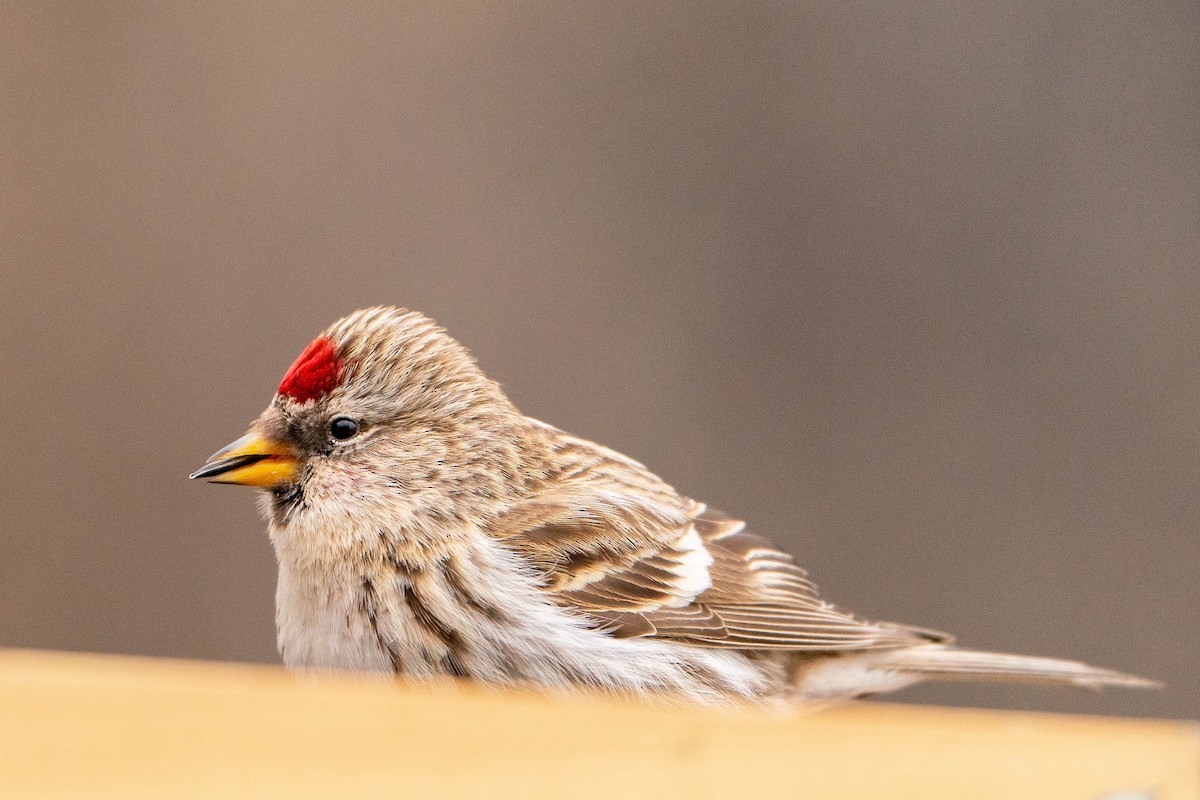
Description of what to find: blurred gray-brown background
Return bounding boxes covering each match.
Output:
[2,3,1196,720]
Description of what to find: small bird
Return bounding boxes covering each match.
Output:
[192,307,1153,706]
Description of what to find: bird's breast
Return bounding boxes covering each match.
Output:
[274,561,396,672]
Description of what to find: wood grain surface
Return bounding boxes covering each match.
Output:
[0,648,1194,799]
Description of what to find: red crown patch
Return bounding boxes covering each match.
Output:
[277,336,343,403]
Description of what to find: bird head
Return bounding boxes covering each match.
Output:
[191,307,540,536]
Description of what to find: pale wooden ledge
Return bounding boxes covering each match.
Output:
[0,649,1195,800]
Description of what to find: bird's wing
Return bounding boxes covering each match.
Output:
[495,423,946,651]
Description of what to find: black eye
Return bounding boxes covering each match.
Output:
[329,417,360,441]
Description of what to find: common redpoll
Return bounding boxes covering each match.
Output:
[191,307,1153,705]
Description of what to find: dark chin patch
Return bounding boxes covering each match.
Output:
[269,482,306,523]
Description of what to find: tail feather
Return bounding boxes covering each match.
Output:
[881,645,1159,690]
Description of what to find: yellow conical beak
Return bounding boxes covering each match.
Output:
[189,432,299,487]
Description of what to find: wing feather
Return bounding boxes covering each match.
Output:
[495,422,948,652]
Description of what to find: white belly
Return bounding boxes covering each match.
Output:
[274,562,393,671]
[270,534,770,704]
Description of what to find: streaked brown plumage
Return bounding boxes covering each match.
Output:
[192,306,1155,705]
